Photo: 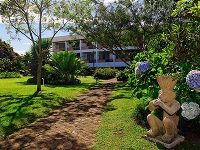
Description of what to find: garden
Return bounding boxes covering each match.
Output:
[0,0,200,150]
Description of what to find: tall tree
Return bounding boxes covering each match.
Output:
[71,0,139,64]
[169,0,200,63]
[70,0,176,64]
[0,0,72,92]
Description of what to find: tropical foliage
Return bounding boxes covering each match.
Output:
[43,51,85,84]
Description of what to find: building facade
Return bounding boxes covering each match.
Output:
[52,35,135,68]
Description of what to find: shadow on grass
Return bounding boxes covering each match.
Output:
[16,81,36,85]
[111,87,132,100]
[104,103,117,112]
[0,92,65,139]
[16,81,96,89]
[45,82,95,89]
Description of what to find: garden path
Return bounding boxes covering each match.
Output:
[0,79,117,150]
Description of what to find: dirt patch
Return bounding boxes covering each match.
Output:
[0,79,117,150]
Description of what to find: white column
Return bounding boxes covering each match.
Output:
[65,41,68,51]
[96,51,98,63]
[113,53,116,62]
[112,53,116,68]
[95,42,98,49]
[95,42,98,63]
[79,39,83,60]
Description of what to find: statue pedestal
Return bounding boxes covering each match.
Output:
[144,135,185,149]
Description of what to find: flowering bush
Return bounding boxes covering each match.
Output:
[128,48,178,99]
[186,70,200,90]
[126,31,200,133]
[135,61,150,74]
[181,102,200,120]
[94,68,118,80]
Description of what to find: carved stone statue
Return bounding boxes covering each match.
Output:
[146,76,181,144]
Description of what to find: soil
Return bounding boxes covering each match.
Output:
[0,79,117,150]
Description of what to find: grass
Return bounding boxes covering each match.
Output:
[0,76,96,139]
[94,85,200,150]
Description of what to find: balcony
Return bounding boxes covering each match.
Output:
[86,62,129,68]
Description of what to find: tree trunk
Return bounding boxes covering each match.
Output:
[36,55,42,92]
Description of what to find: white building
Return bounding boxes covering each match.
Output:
[52,35,135,68]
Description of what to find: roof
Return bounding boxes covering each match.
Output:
[52,35,84,43]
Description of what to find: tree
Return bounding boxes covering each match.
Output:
[71,0,139,64]
[30,38,51,79]
[0,38,23,72]
[21,51,32,75]
[157,0,200,64]
[0,39,18,60]
[0,0,73,92]
[71,0,175,64]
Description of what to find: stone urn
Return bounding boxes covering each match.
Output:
[145,75,184,148]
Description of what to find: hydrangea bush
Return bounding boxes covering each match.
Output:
[128,48,177,99]
[135,61,150,74]
[186,70,200,91]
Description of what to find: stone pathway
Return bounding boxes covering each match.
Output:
[0,79,117,150]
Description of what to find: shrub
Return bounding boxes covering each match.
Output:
[43,51,84,85]
[133,100,150,127]
[27,77,36,84]
[128,49,177,99]
[0,58,13,72]
[0,72,22,78]
[94,68,118,80]
[116,71,128,81]
[81,66,95,76]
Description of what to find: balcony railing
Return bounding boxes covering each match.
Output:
[86,62,129,68]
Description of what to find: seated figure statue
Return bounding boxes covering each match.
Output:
[147,76,180,143]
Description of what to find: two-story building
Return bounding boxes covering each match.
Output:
[52,35,136,68]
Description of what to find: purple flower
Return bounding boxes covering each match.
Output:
[186,70,200,90]
[135,61,150,74]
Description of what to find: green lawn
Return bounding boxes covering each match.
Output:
[94,85,200,150]
[0,76,96,139]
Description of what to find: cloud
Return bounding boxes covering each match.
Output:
[103,0,117,5]
[23,42,31,45]
[15,49,30,55]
